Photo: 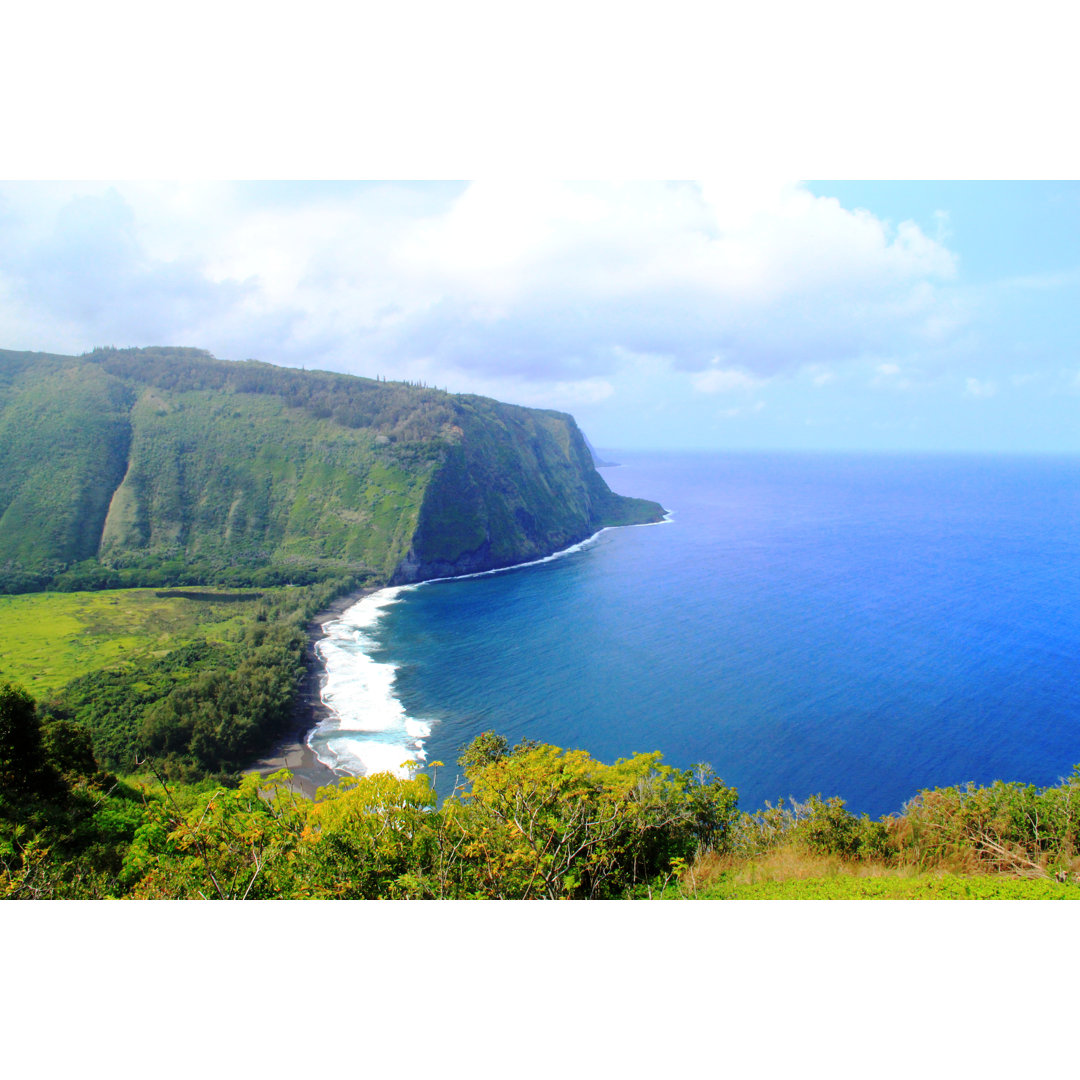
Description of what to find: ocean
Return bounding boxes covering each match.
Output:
[307,450,1080,818]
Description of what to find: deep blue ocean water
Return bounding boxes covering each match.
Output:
[315,451,1080,818]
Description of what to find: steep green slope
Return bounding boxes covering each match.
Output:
[97,384,435,580]
[0,353,133,575]
[0,347,663,593]
[396,393,661,580]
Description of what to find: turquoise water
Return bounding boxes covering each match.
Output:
[314,451,1080,818]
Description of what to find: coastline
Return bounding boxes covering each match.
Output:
[246,513,672,799]
[245,585,378,800]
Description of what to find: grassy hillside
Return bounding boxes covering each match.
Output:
[0,354,133,573]
[99,384,435,579]
[660,774,1080,900]
[0,346,664,593]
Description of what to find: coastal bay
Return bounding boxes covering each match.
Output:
[332,450,1080,818]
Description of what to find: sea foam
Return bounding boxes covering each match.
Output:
[307,587,432,780]
[308,518,670,782]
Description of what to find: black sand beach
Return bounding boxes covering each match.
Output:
[245,586,378,799]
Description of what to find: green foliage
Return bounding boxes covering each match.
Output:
[46,618,306,777]
[0,573,369,807]
[0,679,60,806]
[0,358,133,569]
[0,679,144,898]
[70,735,738,900]
[456,730,509,770]
[300,772,439,899]
[734,794,898,864]
[126,771,312,899]
[438,736,740,899]
[402,397,663,579]
[894,772,1080,876]
[40,717,98,781]
[697,768,1080,899]
[4,578,360,781]
[8,708,1080,900]
[139,621,305,773]
[0,346,662,593]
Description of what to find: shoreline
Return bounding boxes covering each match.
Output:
[245,585,378,800]
[246,513,671,799]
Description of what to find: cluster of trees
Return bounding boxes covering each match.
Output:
[39,579,356,779]
[1,679,146,897]
[126,737,739,900]
[726,777,1080,882]
[7,587,346,785]
[88,346,458,443]
[47,622,305,779]
[2,555,362,595]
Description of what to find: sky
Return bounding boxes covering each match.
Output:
[2,179,1078,453]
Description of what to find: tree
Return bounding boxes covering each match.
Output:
[0,680,60,807]
[40,717,99,782]
[128,770,311,899]
[446,736,740,899]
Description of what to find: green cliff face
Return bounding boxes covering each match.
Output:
[0,347,664,592]
[393,394,663,582]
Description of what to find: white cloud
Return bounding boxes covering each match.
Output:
[808,366,837,386]
[718,400,766,419]
[512,377,615,409]
[871,361,919,391]
[965,377,998,398]
[0,180,964,404]
[396,359,616,412]
[691,367,765,394]
[997,268,1080,292]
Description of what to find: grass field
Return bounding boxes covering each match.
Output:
[0,587,271,695]
[670,848,1080,899]
[689,872,1080,899]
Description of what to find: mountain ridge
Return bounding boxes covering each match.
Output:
[0,346,664,593]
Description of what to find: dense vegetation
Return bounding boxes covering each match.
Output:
[0,346,663,593]
[1,577,358,781]
[5,674,1080,899]
[677,778,1080,898]
[45,622,304,778]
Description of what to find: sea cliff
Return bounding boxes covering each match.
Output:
[0,346,663,593]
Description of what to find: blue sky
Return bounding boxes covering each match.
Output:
[1,179,1077,454]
